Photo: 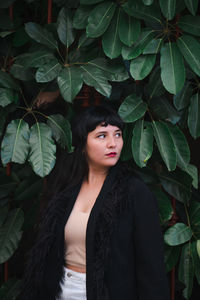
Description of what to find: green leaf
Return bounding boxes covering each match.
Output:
[10,63,34,81]
[130,54,156,80]
[189,200,200,239]
[0,205,9,227]
[81,64,111,97]
[29,122,56,177]
[152,121,176,171]
[147,67,165,98]
[143,38,163,54]
[25,22,58,49]
[0,70,19,91]
[73,5,93,29]
[0,208,24,263]
[86,2,116,38]
[58,67,83,103]
[0,171,17,199]
[160,42,185,94]
[191,241,200,285]
[164,223,193,246]
[0,278,21,300]
[143,0,154,4]
[14,51,55,68]
[88,58,129,82]
[57,8,75,47]
[149,96,180,124]
[197,240,200,258]
[0,88,17,107]
[183,164,198,189]
[177,35,200,77]
[178,15,200,37]
[178,243,194,299]
[132,120,153,167]
[164,245,181,273]
[188,93,200,139]
[80,0,104,4]
[35,59,62,83]
[102,8,122,59]
[168,124,190,169]
[122,29,155,60]
[118,93,147,123]
[118,10,141,47]
[173,81,193,110]
[123,1,161,25]
[184,0,198,15]
[159,0,176,20]
[159,169,192,203]
[47,114,73,151]
[1,119,30,166]
[151,187,173,224]
[78,32,95,48]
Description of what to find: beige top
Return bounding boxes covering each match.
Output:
[64,207,90,268]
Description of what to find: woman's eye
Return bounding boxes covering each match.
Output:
[97,134,105,139]
[115,132,121,138]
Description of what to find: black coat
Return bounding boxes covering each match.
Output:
[21,163,170,300]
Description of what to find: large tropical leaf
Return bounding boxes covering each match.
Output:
[151,187,173,224]
[122,29,155,60]
[173,81,193,110]
[25,22,58,49]
[29,122,56,177]
[143,38,163,54]
[159,0,176,20]
[13,51,55,68]
[86,2,116,38]
[0,278,21,300]
[0,88,18,107]
[102,8,122,59]
[0,208,24,264]
[132,120,153,167]
[197,240,200,258]
[57,66,83,103]
[123,1,161,25]
[35,59,62,82]
[130,54,156,80]
[152,121,176,171]
[0,172,17,200]
[47,114,73,151]
[88,58,129,82]
[0,205,9,227]
[189,200,200,239]
[73,5,93,29]
[191,241,200,285]
[178,15,200,37]
[159,169,192,203]
[14,177,43,202]
[118,93,147,123]
[81,64,111,97]
[147,67,165,98]
[57,7,75,47]
[184,0,198,15]
[149,96,180,124]
[164,223,193,246]
[183,164,198,189]
[188,93,200,139]
[160,42,185,94]
[1,119,30,165]
[10,63,34,81]
[164,245,181,273]
[168,124,190,169]
[118,10,141,47]
[0,70,19,91]
[178,243,194,299]
[177,35,200,77]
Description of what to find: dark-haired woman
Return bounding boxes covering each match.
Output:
[21,105,170,300]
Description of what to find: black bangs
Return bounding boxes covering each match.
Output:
[71,105,124,148]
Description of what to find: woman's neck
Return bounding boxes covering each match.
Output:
[86,166,109,184]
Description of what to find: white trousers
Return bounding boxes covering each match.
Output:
[56,266,87,300]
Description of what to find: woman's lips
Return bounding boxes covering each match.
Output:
[106,152,117,157]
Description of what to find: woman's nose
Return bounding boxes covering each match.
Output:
[107,136,116,147]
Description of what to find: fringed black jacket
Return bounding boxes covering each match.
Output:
[21,163,170,300]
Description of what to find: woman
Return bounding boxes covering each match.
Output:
[21,105,170,300]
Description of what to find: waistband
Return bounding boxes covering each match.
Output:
[63,266,86,281]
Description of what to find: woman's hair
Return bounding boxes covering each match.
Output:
[45,104,124,197]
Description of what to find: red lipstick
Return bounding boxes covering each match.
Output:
[106,152,117,157]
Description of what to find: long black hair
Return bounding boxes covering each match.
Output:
[45,104,124,197]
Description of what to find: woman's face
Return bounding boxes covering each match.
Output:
[85,123,123,171]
